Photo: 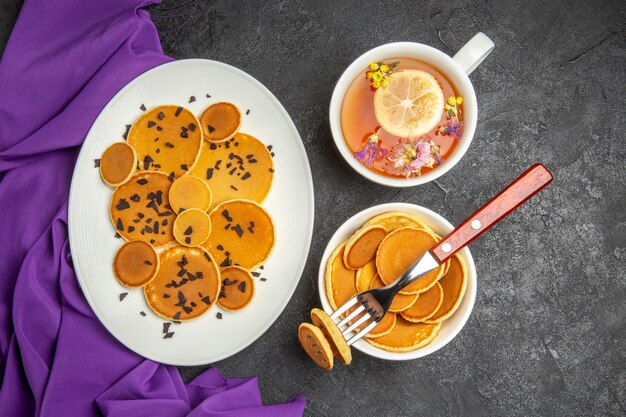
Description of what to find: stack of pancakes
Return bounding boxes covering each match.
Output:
[100,102,275,322]
[300,212,468,369]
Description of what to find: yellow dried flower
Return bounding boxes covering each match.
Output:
[456,96,464,105]
[369,63,380,71]
[380,64,390,72]
[448,96,457,106]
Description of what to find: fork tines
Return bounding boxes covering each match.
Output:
[330,294,382,346]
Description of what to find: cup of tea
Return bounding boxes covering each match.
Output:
[329,33,494,187]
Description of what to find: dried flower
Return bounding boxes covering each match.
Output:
[354,129,388,166]
[387,138,436,177]
[366,61,399,89]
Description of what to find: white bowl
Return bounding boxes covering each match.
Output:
[317,203,477,360]
[329,34,494,187]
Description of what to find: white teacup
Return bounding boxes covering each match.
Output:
[329,33,494,187]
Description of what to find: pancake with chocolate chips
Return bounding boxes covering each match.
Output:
[127,105,202,179]
[200,102,242,142]
[99,142,137,186]
[204,199,274,270]
[113,240,159,287]
[110,171,176,247]
[298,323,334,370]
[173,208,211,247]
[310,308,352,365]
[144,245,221,321]
[189,132,274,208]
[217,266,255,311]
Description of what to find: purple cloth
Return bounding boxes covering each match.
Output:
[0,0,306,415]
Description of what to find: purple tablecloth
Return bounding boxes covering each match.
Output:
[0,0,305,415]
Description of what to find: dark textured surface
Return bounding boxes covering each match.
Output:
[2,0,625,416]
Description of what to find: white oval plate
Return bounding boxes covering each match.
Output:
[318,203,476,360]
[69,59,314,365]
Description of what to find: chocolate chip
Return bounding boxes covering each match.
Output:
[216,312,222,319]
[140,311,147,316]
[116,199,130,210]
[241,172,251,180]
[163,293,170,298]
[201,296,211,305]
[230,185,238,191]
[221,210,233,222]
[158,111,165,120]
[163,332,174,339]
[189,123,196,132]
[123,124,131,140]
[207,125,216,133]
[94,159,101,167]
[238,281,246,293]
[269,168,274,173]
[173,312,181,320]
[207,168,214,179]
[128,226,135,233]
[116,218,124,231]
[210,143,217,150]
[233,224,244,237]
[246,109,250,115]
[260,278,267,282]
[143,155,153,170]
[168,172,175,182]
[175,107,183,117]
[130,194,140,202]
[137,178,148,185]
[147,121,156,128]
[217,244,224,250]
[157,126,163,131]
[189,95,196,103]
[185,237,191,244]
[184,226,193,235]
[119,292,128,301]
[140,104,146,111]
[163,322,171,333]
[181,164,188,171]
[251,271,261,277]
[180,131,188,138]
[248,159,257,163]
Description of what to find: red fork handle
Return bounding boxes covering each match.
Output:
[430,164,553,264]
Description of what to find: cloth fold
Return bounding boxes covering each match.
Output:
[0,0,305,415]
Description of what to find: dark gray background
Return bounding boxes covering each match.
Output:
[2,0,625,416]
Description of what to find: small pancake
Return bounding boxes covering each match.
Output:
[204,199,274,269]
[401,282,443,322]
[127,105,202,179]
[376,227,445,295]
[355,260,377,293]
[311,308,352,365]
[110,171,176,247]
[144,246,220,321]
[324,242,357,310]
[298,323,334,370]
[200,102,242,142]
[168,176,212,214]
[113,240,159,287]
[363,211,433,234]
[423,255,467,324]
[365,311,397,339]
[190,133,273,209]
[217,266,255,311]
[343,225,386,269]
[100,142,137,186]
[366,316,441,352]
[173,208,211,247]
[370,274,419,313]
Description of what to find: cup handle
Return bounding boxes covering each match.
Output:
[452,32,494,76]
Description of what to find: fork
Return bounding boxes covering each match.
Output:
[331,164,553,345]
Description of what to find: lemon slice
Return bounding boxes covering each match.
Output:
[374,70,444,137]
